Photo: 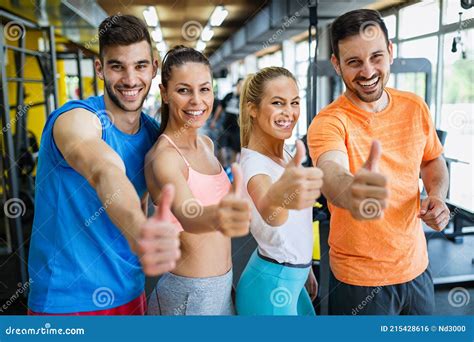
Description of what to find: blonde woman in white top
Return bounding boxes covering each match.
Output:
[236,67,324,315]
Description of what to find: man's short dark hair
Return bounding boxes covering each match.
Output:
[98,14,152,59]
[330,9,389,60]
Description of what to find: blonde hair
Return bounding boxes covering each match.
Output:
[239,67,297,148]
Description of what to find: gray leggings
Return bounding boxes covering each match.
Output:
[147,269,235,316]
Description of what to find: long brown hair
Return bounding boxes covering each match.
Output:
[239,67,297,148]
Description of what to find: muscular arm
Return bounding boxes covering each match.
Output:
[54,109,146,251]
[420,156,449,200]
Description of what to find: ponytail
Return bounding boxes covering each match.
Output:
[239,74,255,148]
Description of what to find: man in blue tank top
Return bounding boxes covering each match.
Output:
[27,15,181,315]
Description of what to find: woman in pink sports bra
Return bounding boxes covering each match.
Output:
[145,46,251,315]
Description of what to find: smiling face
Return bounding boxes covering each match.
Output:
[160,62,213,130]
[95,40,157,113]
[331,24,393,103]
[250,76,300,141]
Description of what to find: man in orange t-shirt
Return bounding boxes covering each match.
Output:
[307,9,450,315]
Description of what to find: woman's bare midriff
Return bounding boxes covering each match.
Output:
[171,230,232,278]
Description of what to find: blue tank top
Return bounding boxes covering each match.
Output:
[28,96,159,313]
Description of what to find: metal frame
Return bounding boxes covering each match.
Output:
[0,9,59,287]
[57,51,99,99]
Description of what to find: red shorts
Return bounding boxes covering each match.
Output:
[28,292,147,316]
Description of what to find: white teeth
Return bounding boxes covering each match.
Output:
[359,77,379,87]
[184,110,204,116]
[120,89,139,96]
[275,120,292,128]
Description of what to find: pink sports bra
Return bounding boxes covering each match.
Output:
[160,134,231,232]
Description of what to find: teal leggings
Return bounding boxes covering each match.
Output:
[236,250,316,316]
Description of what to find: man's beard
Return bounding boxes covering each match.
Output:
[104,79,147,112]
[344,73,385,103]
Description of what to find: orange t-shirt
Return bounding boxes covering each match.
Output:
[307,88,443,286]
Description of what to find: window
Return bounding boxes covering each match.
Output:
[294,40,315,142]
[383,15,397,39]
[399,1,440,39]
[443,0,474,25]
[398,36,438,107]
[439,29,473,210]
[257,50,283,69]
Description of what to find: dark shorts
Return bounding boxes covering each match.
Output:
[328,267,435,315]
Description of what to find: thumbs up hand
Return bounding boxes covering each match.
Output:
[216,163,252,237]
[349,140,389,220]
[269,140,324,210]
[136,184,181,276]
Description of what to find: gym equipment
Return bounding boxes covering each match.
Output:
[57,50,99,99]
[0,9,59,288]
[452,12,467,59]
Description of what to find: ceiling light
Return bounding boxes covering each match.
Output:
[210,6,228,27]
[151,27,163,42]
[157,41,167,52]
[143,7,158,27]
[196,40,206,52]
[201,26,214,42]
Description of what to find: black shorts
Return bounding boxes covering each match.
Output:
[328,266,435,315]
